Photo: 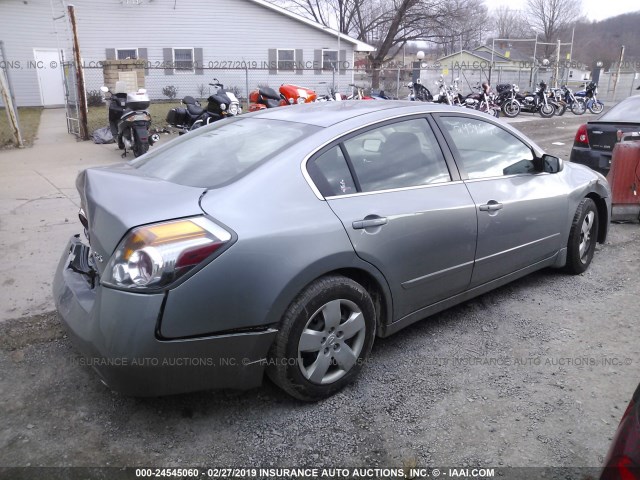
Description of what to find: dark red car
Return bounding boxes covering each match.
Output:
[601,383,640,479]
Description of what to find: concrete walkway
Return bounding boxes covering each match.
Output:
[0,108,170,322]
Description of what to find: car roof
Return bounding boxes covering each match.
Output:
[252,100,466,127]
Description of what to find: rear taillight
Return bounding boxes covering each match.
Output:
[601,395,640,480]
[101,216,232,291]
[602,456,639,480]
[575,124,590,147]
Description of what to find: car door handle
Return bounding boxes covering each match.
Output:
[352,217,388,229]
[479,201,503,212]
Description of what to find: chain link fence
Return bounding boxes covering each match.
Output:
[82,64,639,134]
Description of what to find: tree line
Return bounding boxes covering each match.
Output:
[272,0,639,84]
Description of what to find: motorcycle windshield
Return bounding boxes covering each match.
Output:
[209,93,231,106]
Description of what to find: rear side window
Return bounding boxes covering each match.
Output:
[599,97,640,123]
[342,118,451,192]
[130,118,318,188]
[308,146,356,197]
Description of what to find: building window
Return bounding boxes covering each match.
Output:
[117,48,138,60]
[173,48,194,72]
[277,49,295,71]
[322,49,338,71]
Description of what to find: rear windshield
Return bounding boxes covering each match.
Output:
[598,96,640,123]
[129,118,318,188]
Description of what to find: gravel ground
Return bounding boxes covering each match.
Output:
[1,113,639,476]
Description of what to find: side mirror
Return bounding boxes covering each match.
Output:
[541,154,563,173]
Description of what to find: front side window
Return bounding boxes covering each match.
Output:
[439,117,535,179]
[130,118,319,188]
[173,48,194,72]
[277,49,295,71]
[341,118,451,192]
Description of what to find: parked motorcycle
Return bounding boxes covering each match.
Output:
[549,87,568,116]
[575,81,604,114]
[463,82,500,117]
[495,83,521,118]
[406,79,433,102]
[433,76,459,105]
[101,82,159,157]
[560,85,586,115]
[347,84,375,100]
[166,79,240,134]
[249,84,317,111]
[515,81,557,118]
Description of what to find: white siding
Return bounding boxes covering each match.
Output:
[0,0,71,107]
[1,0,360,106]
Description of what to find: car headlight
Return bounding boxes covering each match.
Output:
[297,96,305,104]
[102,217,232,291]
[220,103,226,111]
[229,104,238,115]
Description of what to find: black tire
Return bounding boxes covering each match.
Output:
[502,100,520,118]
[133,141,149,157]
[571,100,586,115]
[565,198,599,275]
[267,275,376,401]
[539,104,555,118]
[556,102,567,116]
[589,100,604,114]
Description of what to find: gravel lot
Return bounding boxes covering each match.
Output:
[1,114,639,476]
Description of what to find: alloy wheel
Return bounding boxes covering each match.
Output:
[579,211,595,263]
[297,299,366,385]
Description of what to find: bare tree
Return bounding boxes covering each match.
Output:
[273,0,488,87]
[525,0,582,56]
[277,0,365,33]
[493,6,534,39]
[434,0,491,56]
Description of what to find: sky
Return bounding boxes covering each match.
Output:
[483,0,640,21]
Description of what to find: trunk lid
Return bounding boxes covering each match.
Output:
[587,122,638,152]
[77,163,206,275]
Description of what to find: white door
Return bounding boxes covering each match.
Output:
[33,49,65,106]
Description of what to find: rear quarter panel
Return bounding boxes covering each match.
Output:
[158,133,393,339]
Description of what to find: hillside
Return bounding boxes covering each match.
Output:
[571,11,640,69]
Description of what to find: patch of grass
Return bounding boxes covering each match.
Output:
[87,101,182,136]
[0,107,43,148]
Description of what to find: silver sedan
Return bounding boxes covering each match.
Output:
[53,101,611,401]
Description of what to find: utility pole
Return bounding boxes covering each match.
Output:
[530,33,538,89]
[0,66,23,147]
[612,45,625,101]
[554,38,561,88]
[0,40,21,128]
[68,5,89,140]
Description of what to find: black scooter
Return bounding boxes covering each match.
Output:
[101,83,158,157]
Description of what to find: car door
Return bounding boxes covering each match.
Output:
[307,117,478,320]
[435,114,568,287]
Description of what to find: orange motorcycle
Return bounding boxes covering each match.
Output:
[249,84,317,111]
